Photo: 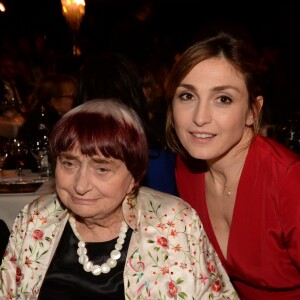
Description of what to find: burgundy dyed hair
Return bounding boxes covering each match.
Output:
[49,99,148,196]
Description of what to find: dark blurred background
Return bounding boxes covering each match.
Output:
[0,0,299,124]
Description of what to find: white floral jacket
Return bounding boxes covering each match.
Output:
[0,187,239,300]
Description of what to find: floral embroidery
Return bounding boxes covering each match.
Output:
[167,280,179,297]
[0,195,65,298]
[212,279,222,293]
[157,236,168,248]
[207,260,216,273]
[161,266,169,274]
[16,267,23,287]
[173,244,181,252]
[123,190,238,299]
[24,257,32,268]
[31,229,44,241]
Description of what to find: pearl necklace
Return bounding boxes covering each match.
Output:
[69,215,129,276]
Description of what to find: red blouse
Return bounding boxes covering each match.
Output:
[176,135,300,300]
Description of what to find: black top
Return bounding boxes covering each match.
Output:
[0,219,10,259]
[39,222,132,300]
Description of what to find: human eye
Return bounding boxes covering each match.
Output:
[179,92,195,101]
[93,160,111,176]
[96,166,109,174]
[216,95,233,105]
[174,89,195,102]
[58,155,76,170]
[60,159,75,169]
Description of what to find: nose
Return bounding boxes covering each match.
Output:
[192,101,212,127]
[73,167,92,195]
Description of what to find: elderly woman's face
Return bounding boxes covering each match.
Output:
[55,147,134,220]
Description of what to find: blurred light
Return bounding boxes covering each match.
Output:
[0,2,6,12]
[60,0,85,32]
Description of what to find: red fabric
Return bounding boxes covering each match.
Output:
[176,135,300,300]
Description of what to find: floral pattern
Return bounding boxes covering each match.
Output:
[0,188,239,299]
[124,187,238,299]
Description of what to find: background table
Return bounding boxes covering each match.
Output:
[0,179,55,230]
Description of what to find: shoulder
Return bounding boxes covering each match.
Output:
[9,193,67,256]
[136,186,200,226]
[123,187,201,233]
[138,186,194,210]
[22,193,63,212]
[250,135,300,169]
[17,193,66,227]
[247,136,300,195]
[11,193,67,242]
[1,194,68,297]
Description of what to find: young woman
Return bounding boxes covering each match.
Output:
[166,32,300,299]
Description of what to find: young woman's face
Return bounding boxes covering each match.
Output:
[55,147,134,221]
[173,57,255,160]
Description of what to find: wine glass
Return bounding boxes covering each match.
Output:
[0,140,9,182]
[29,136,49,179]
[10,138,28,182]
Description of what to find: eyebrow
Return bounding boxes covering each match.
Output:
[92,157,113,164]
[59,153,77,160]
[211,85,241,93]
[59,152,112,164]
[177,83,241,93]
[177,83,196,91]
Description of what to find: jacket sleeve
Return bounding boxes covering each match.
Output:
[0,194,66,299]
[0,201,32,299]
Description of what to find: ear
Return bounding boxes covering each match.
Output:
[126,177,136,195]
[246,96,263,126]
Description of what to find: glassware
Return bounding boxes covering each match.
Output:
[29,136,49,179]
[0,140,9,182]
[10,138,28,182]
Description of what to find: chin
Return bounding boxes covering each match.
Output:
[187,149,213,160]
[72,210,99,220]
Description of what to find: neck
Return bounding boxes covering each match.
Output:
[71,213,124,243]
[207,146,249,196]
[207,129,252,174]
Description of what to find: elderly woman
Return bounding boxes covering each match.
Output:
[0,99,238,299]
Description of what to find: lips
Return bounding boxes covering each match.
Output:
[191,133,216,138]
[73,197,96,205]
